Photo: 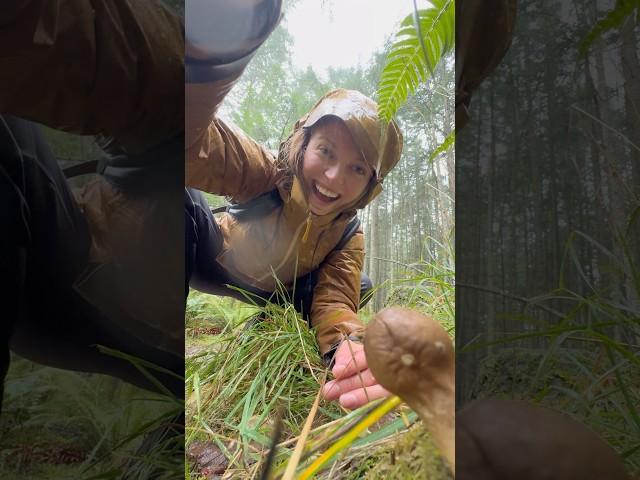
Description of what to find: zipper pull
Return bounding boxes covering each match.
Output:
[301,214,312,243]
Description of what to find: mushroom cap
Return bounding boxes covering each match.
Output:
[457,399,632,480]
[363,307,454,404]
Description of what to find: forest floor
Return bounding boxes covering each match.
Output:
[0,265,455,480]
[0,356,182,479]
[184,288,454,480]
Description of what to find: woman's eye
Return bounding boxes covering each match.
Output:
[318,146,334,159]
[352,165,367,176]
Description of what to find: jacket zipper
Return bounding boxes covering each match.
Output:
[301,213,312,243]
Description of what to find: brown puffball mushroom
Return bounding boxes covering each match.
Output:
[364,307,455,472]
[457,399,632,480]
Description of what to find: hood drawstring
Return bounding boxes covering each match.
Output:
[301,214,312,243]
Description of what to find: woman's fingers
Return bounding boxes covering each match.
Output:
[332,341,367,379]
[322,339,390,408]
[322,368,378,401]
[339,384,391,410]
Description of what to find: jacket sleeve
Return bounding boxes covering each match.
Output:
[310,230,367,357]
[185,81,280,202]
[0,0,184,153]
[185,4,282,203]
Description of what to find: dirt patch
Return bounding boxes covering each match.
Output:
[2,445,87,466]
[188,326,222,337]
[187,440,229,479]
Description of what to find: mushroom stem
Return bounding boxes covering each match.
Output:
[415,382,455,471]
[364,307,455,473]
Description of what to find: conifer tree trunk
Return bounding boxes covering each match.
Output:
[369,199,381,311]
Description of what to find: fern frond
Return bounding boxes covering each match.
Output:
[579,0,640,56]
[428,129,455,163]
[377,0,455,123]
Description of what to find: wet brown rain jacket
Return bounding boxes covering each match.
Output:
[186,58,403,355]
[0,0,185,355]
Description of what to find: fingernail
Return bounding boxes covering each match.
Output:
[333,365,346,377]
[340,393,357,409]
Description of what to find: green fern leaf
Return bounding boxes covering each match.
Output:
[377,0,455,123]
[428,129,455,163]
[579,0,640,55]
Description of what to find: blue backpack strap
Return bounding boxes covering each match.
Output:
[62,159,100,177]
[100,136,184,190]
[215,192,360,250]
[212,188,359,253]
[335,214,361,251]
[63,135,184,188]
[211,189,282,220]
[210,204,228,215]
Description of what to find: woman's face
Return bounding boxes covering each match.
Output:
[301,119,372,216]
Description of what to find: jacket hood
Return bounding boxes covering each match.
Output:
[279,89,403,210]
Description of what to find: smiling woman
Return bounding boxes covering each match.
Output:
[185,0,403,411]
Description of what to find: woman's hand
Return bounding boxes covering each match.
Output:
[186,0,282,62]
[321,339,391,409]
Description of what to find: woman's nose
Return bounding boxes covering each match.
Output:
[324,164,341,182]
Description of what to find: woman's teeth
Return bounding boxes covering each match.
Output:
[316,183,339,199]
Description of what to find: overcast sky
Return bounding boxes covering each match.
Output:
[284,0,415,77]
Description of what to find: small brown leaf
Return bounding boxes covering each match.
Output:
[186,440,228,477]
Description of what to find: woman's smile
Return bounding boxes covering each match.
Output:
[313,181,341,202]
